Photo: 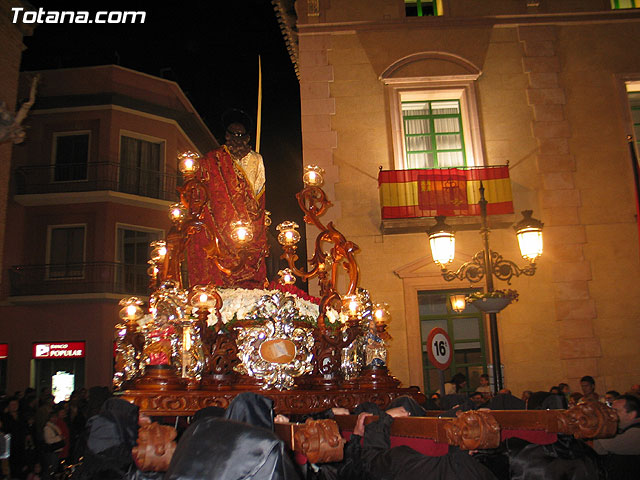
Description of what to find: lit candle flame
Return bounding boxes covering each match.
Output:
[236,227,248,241]
[126,305,137,319]
[349,300,358,315]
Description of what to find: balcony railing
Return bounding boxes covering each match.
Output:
[14,162,179,202]
[9,262,151,297]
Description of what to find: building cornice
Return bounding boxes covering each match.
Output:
[27,91,217,153]
[297,9,640,35]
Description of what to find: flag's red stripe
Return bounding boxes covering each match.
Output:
[381,201,514,219]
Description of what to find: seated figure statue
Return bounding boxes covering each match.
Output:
[186,111,268,289]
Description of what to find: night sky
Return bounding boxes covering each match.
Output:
[19,0,307,278]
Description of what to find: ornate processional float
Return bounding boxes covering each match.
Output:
[114,151,424,415]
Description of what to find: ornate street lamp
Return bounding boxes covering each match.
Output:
[449,294,467,313]
[427,183,543,391]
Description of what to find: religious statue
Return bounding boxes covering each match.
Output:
[0,75,38,145]
[186,111,269,289]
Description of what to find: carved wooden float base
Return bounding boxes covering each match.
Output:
[126,365,188,391]
[119,386,426,416]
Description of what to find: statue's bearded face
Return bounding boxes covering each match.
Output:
[225,122,250,157]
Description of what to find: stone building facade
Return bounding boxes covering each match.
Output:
[287,0,640,396]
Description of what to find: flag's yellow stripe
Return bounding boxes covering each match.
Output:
[380,181,419,207]
[466,178,512,204]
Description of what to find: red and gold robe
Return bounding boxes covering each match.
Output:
[186,146,267,289]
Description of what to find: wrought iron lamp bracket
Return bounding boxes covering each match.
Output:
[440,250,537,285]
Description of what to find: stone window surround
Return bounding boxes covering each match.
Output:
[382,75,485,170]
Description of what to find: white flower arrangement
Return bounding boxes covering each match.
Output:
[211,288,320,327]
[325,307,340,325]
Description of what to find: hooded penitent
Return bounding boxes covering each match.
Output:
[165,392,300,480]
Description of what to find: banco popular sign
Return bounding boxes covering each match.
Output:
[32,342,85,359]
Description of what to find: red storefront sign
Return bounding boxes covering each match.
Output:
[0,344,7,359]
[33,342,85,359]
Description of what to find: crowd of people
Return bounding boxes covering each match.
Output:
[0,376,637,480]
[0,386,110,480]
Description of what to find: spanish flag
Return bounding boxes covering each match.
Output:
[379,166,513,219]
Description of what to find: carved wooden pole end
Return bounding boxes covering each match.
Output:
[444,411,501,450]
[558,401,618,439]
[132,422,178,472]
[293,418,345,464]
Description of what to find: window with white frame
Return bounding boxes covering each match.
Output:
[53,132,90,182]
[116,226,162,294]
[47,225,86,279]
[402,99,467,169]
[385,80,484,170]
[119,133,164,198]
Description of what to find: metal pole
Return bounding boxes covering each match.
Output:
[479,183,503,392]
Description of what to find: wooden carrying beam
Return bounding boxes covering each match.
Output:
[334,410,501,450]
[489,401,618,439]
[274,402,618,463]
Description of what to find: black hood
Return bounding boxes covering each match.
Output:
[223,392,274,430]
[98,397,140,451]
[164,417,299,480]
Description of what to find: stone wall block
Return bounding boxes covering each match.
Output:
[551,261,592,282]
[547,243,584,263]
[556,299,597,321]
[302,148,334,166]
[537,138,570,155]
[526,88,565,105]
[518,25,557,42]
[299,49,328,67]
[542,206,580,226]
[523,41,555,57]
[299,34,332,52]
[552,281,590,301]
[528,73,559,89]
[299,65,334,82]
[301,97,336,116]
[490,26,518,43]
[544,225,587,244]
[300,81,330,99]
[558,318,596,339]
[541,189,581,208]
[304,130,338,150]
[542,172,575,190]
[533,105,564,122]
[536,154,575,172]
[564,357,600,379]
[533,121,571,139]
[301,114,331,133]
[559,337,602,360]
[523,57,561,73]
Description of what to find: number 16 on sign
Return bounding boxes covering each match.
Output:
[426,328,452,397]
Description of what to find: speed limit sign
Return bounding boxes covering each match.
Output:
[426,327,452,371]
